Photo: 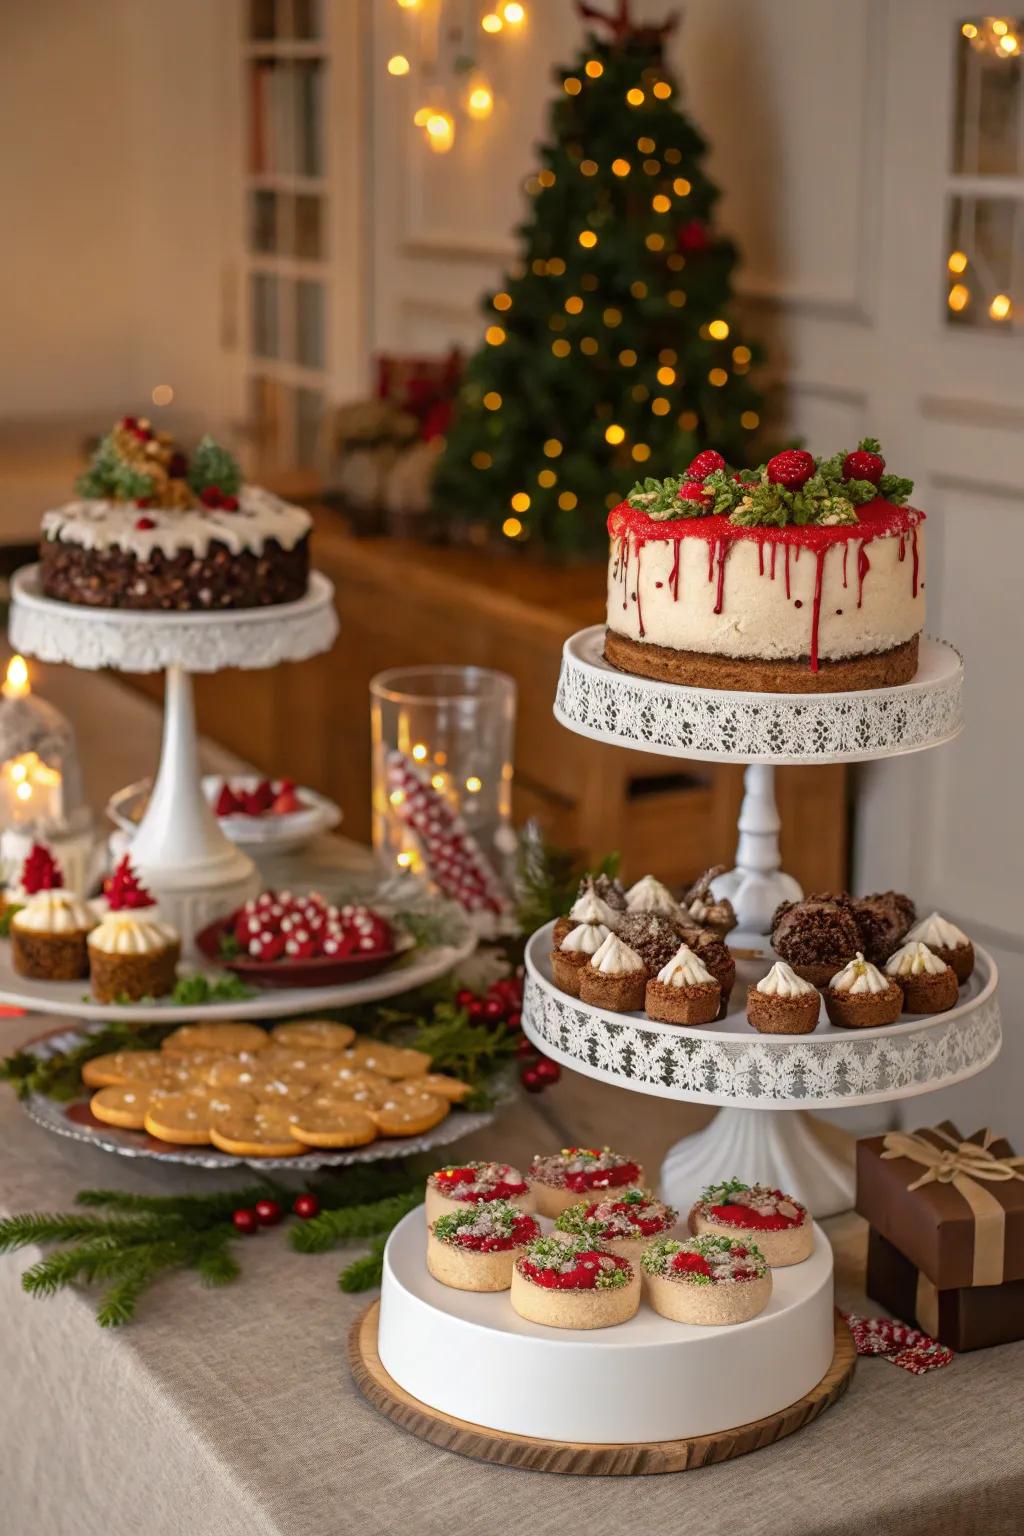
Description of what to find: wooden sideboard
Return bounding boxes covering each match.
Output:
[124,511,847,892]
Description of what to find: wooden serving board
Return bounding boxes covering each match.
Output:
[349,1301,856,1477]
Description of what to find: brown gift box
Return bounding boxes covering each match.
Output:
[856,1121,1024,1350]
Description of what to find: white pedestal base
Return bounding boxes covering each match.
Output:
[710,764,802,936]
[661,1109,855,1219]
[378,1206,835,1443]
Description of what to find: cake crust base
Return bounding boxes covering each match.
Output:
[510,1265,640,1329]
[88,942,181,1004]
[690,1209,813,1268]
[604,630,920,695]
[644,1268,772,1325]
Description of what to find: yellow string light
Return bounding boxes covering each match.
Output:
[580,336,599,355]
[564,76,582,95]
[673,177,691,196]
[483,390,502,409]
[947,283,970,312]
[543,438,563,457]
[585,59,604,77]
[538,169,556,187]
[511,491,531,512]
[631,383,649,402]
[425,112,455,152]
[627,88,645,106]
[565,295,583,314]
[637,136,655,152]
[502,517,522,538]
[413,106,433,125]
[664,147,681,163]
[666,253,685,271]
[658,348,677,364]
[708,367,728,387]
[993,19,1008,35]
[652,81,672,99]
[645,233,665,251]
[741,411,760,429]
[603,307,622,326]
[643,159,660,175]
[612,158,631,176]
[618,348,637,366]
[552,338,571,357]
[485,325,506,345]
[732,344,752,364]
[538,468,557,487]
[657,365,676,385]
[708,318,730,339]
[605,423,626,444]
[502,1,526,23]
[580,159,598,176]
[531,258,547,274]
[630,280,647,299]
[632,443,651,462]
[471,451,492,469]
[467,84,494,119]
[651,396,670,415]
[962,21,978,36]
[652,193,671,213]
[548,257,566,274]
[412,743,428,761]
[481,11,503,32]
[387,54,410,76]
[558,491,578,510]
[990,292,1013,319]
[579,230,598,247]
[947,251,968,274]
[493,291,512,310]
[668,289,686,307]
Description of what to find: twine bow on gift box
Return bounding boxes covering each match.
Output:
[881,1128,1024,1330]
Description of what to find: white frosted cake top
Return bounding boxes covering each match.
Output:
[41,485,311,561]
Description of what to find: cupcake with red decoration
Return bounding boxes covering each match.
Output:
[689,1179,812,1267]
[510,1233,640,1329]
[641,1234,772,1324]
[425,1160,533,1223]
[9,845,96,980]
[555,1187,678,1261]
[87,857,180,1003]
[427,1201,541,1292]
[528,1146,644,1218]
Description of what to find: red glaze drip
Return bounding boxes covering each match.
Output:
[770,542,778,580]
[713,539,728,615]
[842,544,849,588]
[758,543,764,576]
[669,541,681,601]
[520,1250,630,1290]
[810,549,826,672]
[911,527,919,598]
[898,534,906,563]
[784,544,791,599]
[453,1214,538,1252]
[856,540,871,609]
[563,1161,641,1193]
[708,1202,801,1232]
[706,539,715,584]
[635,540,645,637]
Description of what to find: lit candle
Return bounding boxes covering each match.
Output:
[0,750,64,826]
[2,655,30,699]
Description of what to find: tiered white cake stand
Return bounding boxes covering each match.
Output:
[9,564,338,952]
[523,626,1000,1216]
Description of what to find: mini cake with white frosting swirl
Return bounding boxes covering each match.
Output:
[824,951,902,1028]
[9,845,96,981]
[578,931,647,1013]
[885,940,959,1015]
[903,912,974,983]
[645,942,721,1026]
[747,959,821,1035]
[87,858,180,1002]
[550,920,612,997]
[624,873,680,917]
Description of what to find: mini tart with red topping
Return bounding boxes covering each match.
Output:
[528,1147,645,1218]
[688,1179,812,1267]
[641,1234,772,1325]
[425,1161,532,1223]
[427,1201,541,1292]
[554,1187,678,1260]
[510,1234,640,1329]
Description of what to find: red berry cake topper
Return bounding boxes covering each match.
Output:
[842,438,885,485]
[104,855,156,910]
[685,449,726,482]
[20,843,64,894]
[765,449,816,491]
[678,480,713,509]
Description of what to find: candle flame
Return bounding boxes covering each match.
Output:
[3,655,29,698]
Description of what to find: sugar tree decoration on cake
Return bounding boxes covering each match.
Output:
[75,418,241,512]
[432,0,766,557]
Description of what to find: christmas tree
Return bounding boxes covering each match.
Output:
[432,1,766,560]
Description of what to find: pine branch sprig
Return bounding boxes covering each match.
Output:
[289,1190,421,1254]
[339,1238,388,1293]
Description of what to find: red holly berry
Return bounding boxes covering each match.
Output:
[676,219,710,254]
[678,480,712,509]
[168,452,188,479]
[221,494,239,512]
[254,1198,284,1227]
[765,450,815,491]
[455,988,477,1008]
[520,1066,544,1093]
[506,1010,522,1032]
[534,1057,561,1085]
[686,450,726,482]
[482,997,505,1021]
[135,515,156,531]
[232,1208,259,1235]
[842,448,885,485]
[214,783,241,816]
[199,485,224,509]
[515,1036,535,1060]
[467,998,486,1021]
[293,1193,320,1220]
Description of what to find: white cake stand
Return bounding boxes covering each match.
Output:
[9,565,338,952]
[524,626,987,1216]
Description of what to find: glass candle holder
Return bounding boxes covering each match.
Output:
[370,666,517,915]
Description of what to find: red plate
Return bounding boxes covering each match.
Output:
[195,917,411,989]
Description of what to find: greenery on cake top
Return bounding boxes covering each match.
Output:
[188,436,242,498]
[699,1177,751,1205]
[75,418,241,508]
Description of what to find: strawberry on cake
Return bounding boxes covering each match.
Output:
[554,1187,678,1260]
[427,1201,540,1292]
[606,439,923,693]
[641,1234,772,1324]
[510,1233,640,1329]
[425,1161,533,1223]
[689,1179,812,1267]
[529,1147,644,1218]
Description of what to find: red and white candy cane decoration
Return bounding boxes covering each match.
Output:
[385,751,511,917]
[843,1312,953,1375]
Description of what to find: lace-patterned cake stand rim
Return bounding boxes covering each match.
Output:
[9,564,338,673]
[554,627,963,765]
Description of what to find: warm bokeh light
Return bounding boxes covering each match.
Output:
[483,390,503,409]
[411,743,428,761]
[537,169,556,187]
[667,289,686,306]
[481,11,503,33]
[579,336,599,355]
[708,367,728,387]
[564,76,582,95]
[993,19,1008,35]
[656,365,676,385]
[538,468,557,487]
[502,517,523,538]
[673,177,691,196]
[948,283,970,312]
[637,136,655,152]
[732,344,752,364]
[605,423,626,445]
[578,230,598,247]
[990,292,1013,319]
[471,450,492,469]
[645,233,665,251]
[465,775,483,793]
[580,159,598,176]
[651,396,670,415]
[632,443,651,462]
[962,21,978,36]
[502,1,526,23]
[741,410,760,429]
[947,250,968,274]
[151,384,174,406]
[493,291,512,310]
[618,348,637,366]
[653,81,672,99]
[585,59,604,78]
[558,491,578,510]
[652,193,671,213]
[543,438,563,457]
[603,307,622,326]
[511,491,531,512]
[626,88,645,106]
[708,318,730,339]
[413,105,433,126]
[548,257,565,274]
[1001,32,1020,53]
[425,111,455,152]
[387,54,410,76]
[467,84,494,119]
[630,281,647,298]
[485,325,506,345]
[565,295,584,314]
[551,338,571,357]
[612,158,631,176]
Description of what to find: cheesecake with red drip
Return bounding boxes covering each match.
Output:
[605,440,924,693]
[689,1179,812,1267]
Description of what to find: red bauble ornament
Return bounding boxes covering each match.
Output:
[293,1192,321,1220]
[677,219,710,254]
[254,1198,284,1227]
[765,450,815,491]
[842,448,884,485]
[520,1066,544,1093]
[678,480,712,509]
[686,449,726,482]
[534,1057,561,1085]
[232,1207,259,1235]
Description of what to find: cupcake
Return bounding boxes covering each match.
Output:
[9,845,96,981]
[424,1160,532,1224]
[682,866,737,937]
[904,912,974,983]
[641,1235,772,1324]
[511,1234,640,1329]
[771,897,862,988]
[624,873,681,917]
[550,920,610,996]
[554,887,620,947]
[87,859,180,1003]
[528,1146,644,1218]
[691,933,737,1016]
[746,961,820,1034]
[645,943,720,1026]
[427,1201,540,1293]
[884,941,959,1014]
[578,931,646,1012]
[577,872,627,912]
[823,952,903,1028]
[689,1179,812,1267]
[554,1186,678,1261]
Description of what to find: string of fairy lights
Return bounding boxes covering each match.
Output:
[385,0,528,154]
[465,54,759,541]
